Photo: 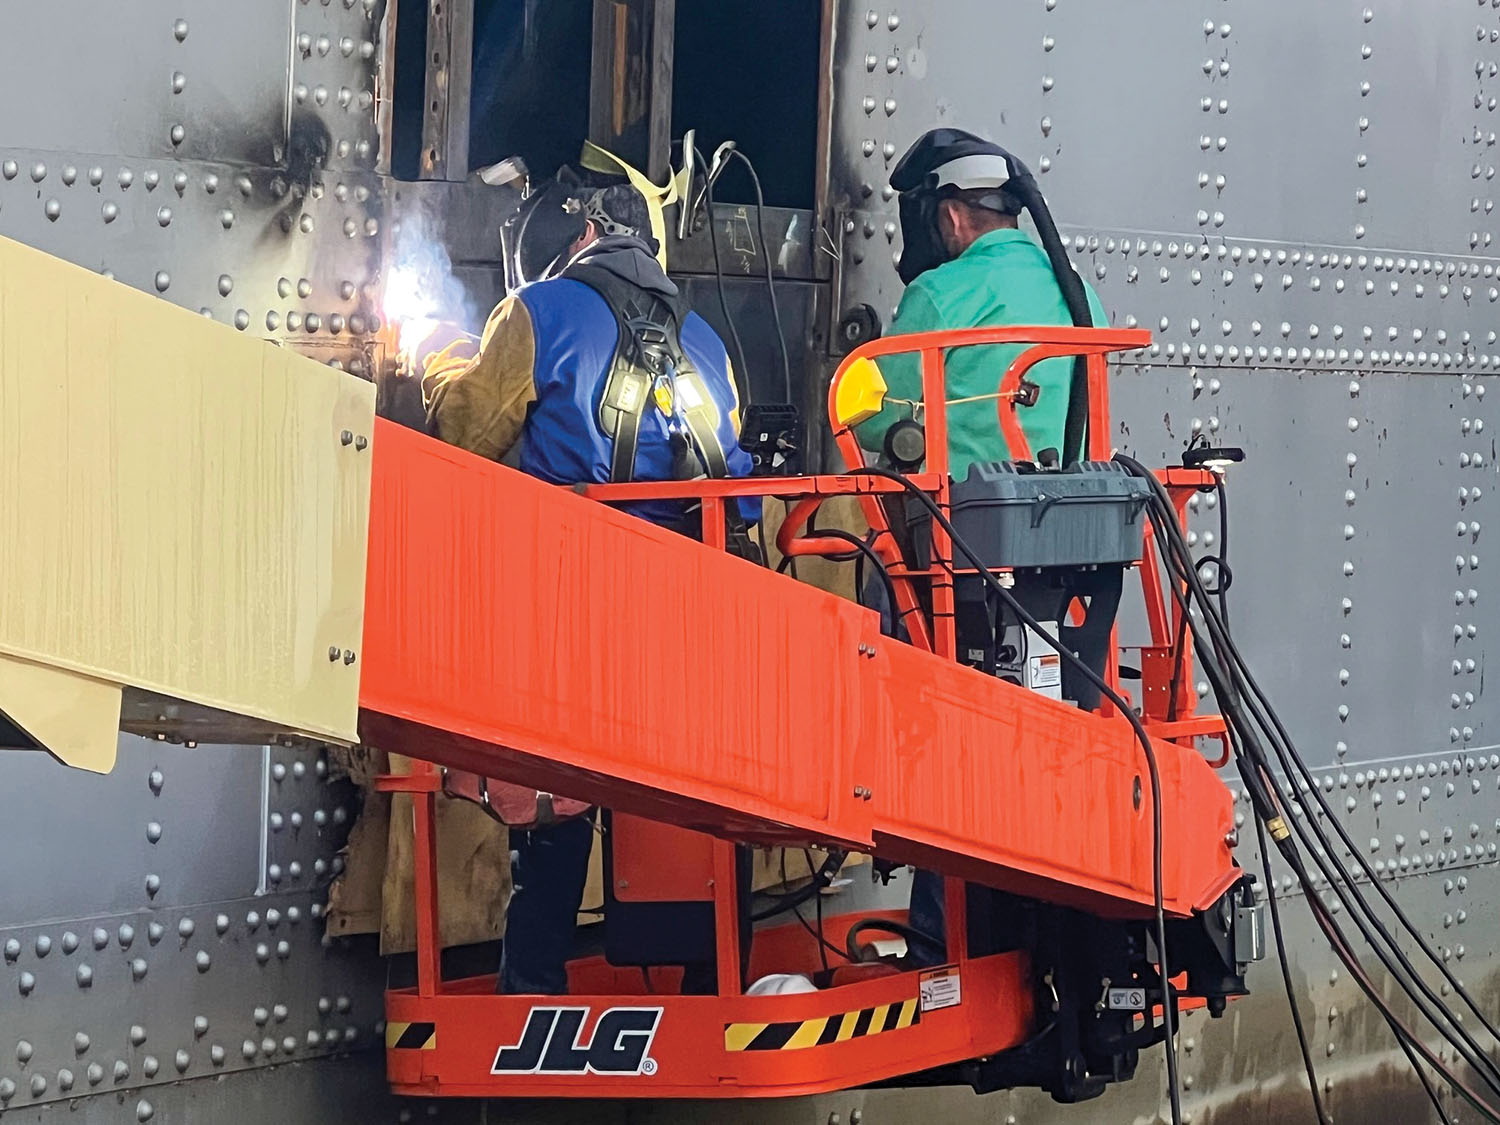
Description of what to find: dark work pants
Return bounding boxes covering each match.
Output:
[864,573,949,965]
[907,868,949,966]
[498,813,596,995]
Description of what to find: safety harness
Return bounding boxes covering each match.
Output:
[563,262,732,486]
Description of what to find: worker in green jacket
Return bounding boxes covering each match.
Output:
[857,129,1109,967]
[857,128,1107,475]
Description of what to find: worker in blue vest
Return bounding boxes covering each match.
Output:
[421,183,755,994]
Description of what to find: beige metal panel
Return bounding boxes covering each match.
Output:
[0,235,373,763]
[0,654,123,772]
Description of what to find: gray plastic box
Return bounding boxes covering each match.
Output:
[944,461,1152,569]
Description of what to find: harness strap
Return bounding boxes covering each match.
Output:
[564,262,732,485]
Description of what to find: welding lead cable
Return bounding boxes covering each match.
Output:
[749,849,847,922]
[1166,493,1320,1125]
[1242,714,1464,1125]
[1178,594,1494,1123]
[1154,537,1500,1112]
[1252,816,1333,1125]
[1304,879,1462,1125]
[1122,458,1500,1052]
[1110,465,1500,1117]
[1215,470,1325,1125]
[691,146,750,403]
[845,467,1185,1125]
[1287,846,1500,1123]
[797,527,901,640]
[1118,456,1500,1096]
[726,150,793,404]
[1134,474,1500,1068]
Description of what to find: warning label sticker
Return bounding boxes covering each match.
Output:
[1029,651,1062,689]
[919,966,962,1013]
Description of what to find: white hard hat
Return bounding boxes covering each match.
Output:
[745,973,818,996]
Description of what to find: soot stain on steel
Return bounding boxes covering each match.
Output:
[256,108,332,248]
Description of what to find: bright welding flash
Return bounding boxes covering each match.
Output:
[382,263,439,368]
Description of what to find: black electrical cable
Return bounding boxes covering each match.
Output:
[749,850,846,923]
[693,145,750,402]
[911,465,1492,1124]
[844,918,946,963]
[726,150,793,404]
[1107,465,1499,1125]
[806,849,834,976]
[1388,1013,1458,1125]
[1206,482,1327,1125]
[1138,474,1500,1056]
[802,505,862,563]
[1212,478,1231,623]
[1165,598,1191,723]
[1154,539,1500,1119]
[847,454,1493,1120]
[1254,816,1332,1125]
[1006,171,1094,467]
[846,466,1184,1125]
[1116,454,1500,1112]
[1130,459,1500,1063]
[1294,848,1500,1123]
[792,901,847,970]
[806,528,901,639]
[1221,694,1486,1123]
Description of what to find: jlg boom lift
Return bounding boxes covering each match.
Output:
[366,321,1262,1102]
[0,233,1261,1107]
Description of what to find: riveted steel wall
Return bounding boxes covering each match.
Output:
[0,0,389,378]
[0,2,404,1120]
[0,0,1497,1122]
[826,2,1499,1123]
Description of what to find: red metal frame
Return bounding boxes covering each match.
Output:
[365,325,1240,1098]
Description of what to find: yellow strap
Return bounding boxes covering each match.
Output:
[579,140,687,270]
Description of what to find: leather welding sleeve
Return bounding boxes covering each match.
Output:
[422,295,538,462]
[855,284,941,455]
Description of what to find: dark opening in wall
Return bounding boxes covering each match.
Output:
[389,0,430,180]
[671,0,821,209]
[469,0,593,177]
[390,0,593,180]
[392,1,818,198]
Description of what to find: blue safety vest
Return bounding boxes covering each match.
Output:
[514,272,755,527]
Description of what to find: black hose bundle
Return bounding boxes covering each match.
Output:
[1004,172,1094,467]
[1113,452,1500,1124]
[845,466,1186,1125]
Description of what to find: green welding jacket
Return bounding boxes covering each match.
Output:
[856,227,1108,479]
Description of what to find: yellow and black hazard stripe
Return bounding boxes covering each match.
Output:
[385,1021,436,1051]
[724,998,920,1052]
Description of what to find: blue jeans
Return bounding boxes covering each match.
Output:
[498,814,597,994]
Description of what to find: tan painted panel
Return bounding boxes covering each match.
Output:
[0,235,373,748]
[0,654,122,773]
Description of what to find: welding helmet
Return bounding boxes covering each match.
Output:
[890,128,1029,285]
[501,177,587,290]
[889,128,1096,465]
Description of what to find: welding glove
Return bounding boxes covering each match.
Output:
[406,320,479,377]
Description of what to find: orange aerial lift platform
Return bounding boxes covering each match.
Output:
[0,238,1255,1103]
[363,326,1261,1103]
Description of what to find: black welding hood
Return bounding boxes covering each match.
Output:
[501,178,587,290]
[890,128,1096,465]
[891,128,1028,286]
